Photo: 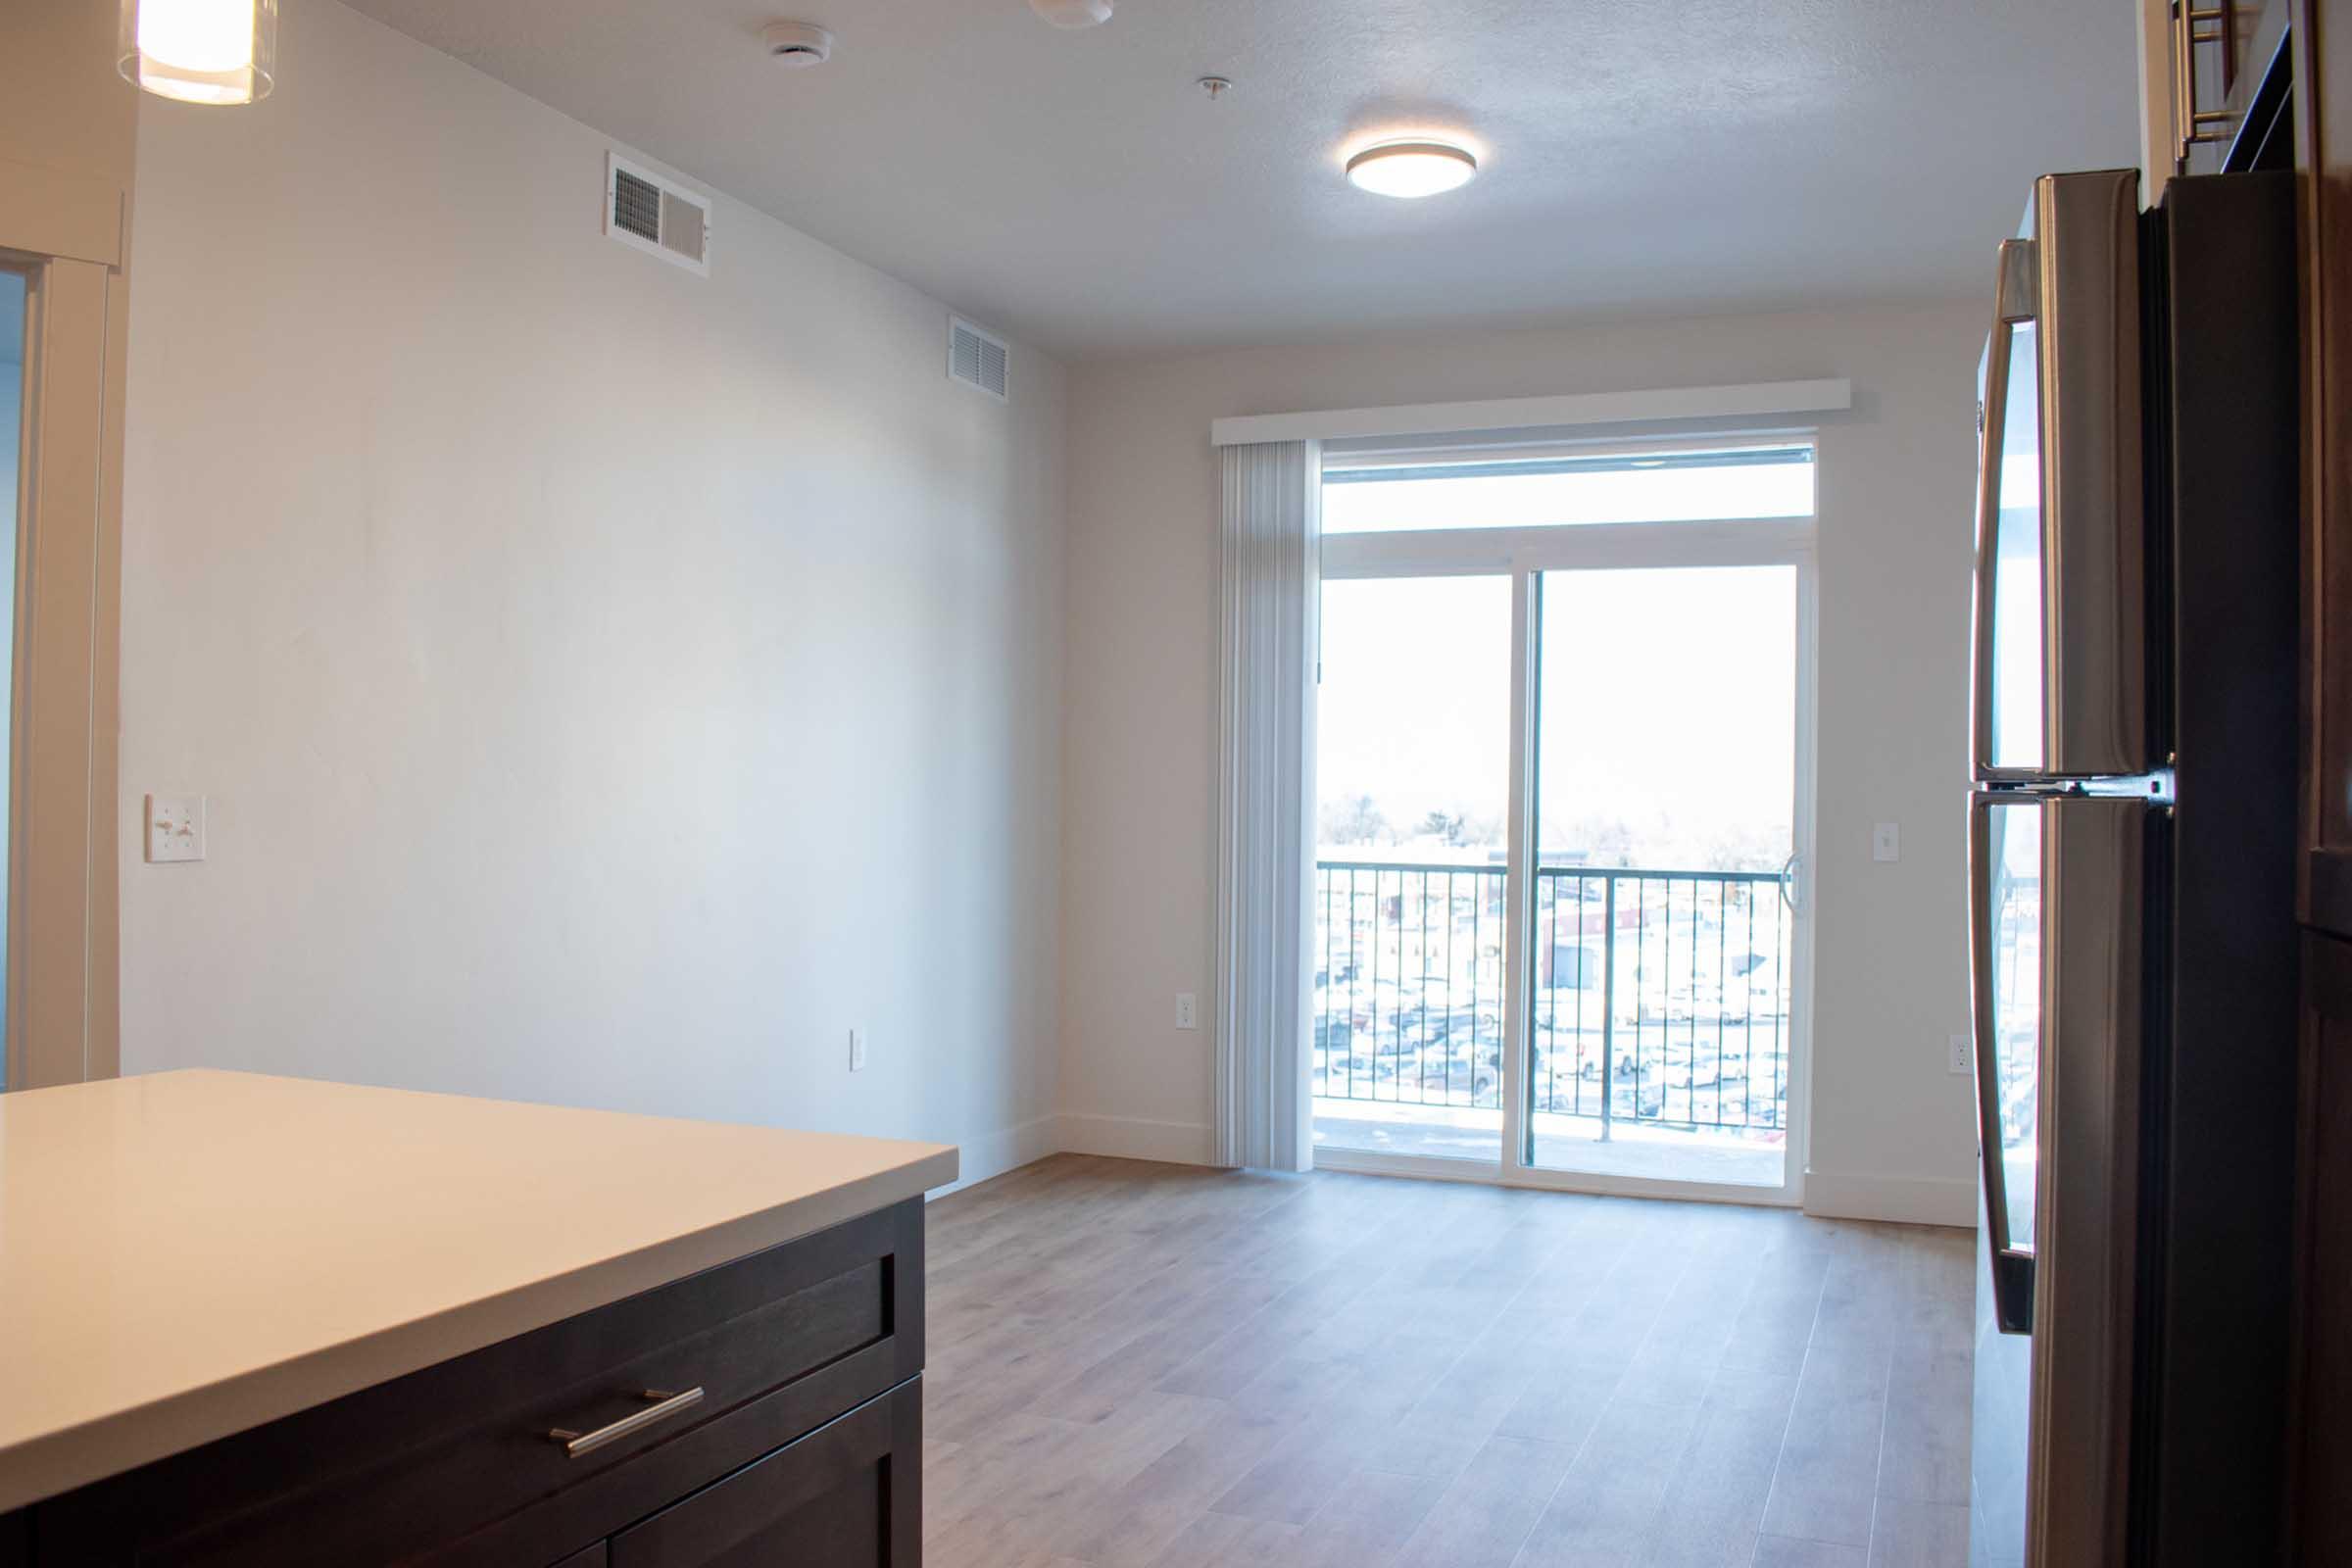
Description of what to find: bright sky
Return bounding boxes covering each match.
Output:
[1534,565,1794,868]
[1317,574,1512,847]
[1316,461,1800,870]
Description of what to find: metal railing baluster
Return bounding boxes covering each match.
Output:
[1637,876,1648,1135]
[1715,882,1728,1131]
[1310,859,1790,1145]
[1600,873,1616,1143]
[1743,881,1757,1130]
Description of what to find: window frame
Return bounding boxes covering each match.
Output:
[0,161,127,1092]
[1309,432,1821,1206]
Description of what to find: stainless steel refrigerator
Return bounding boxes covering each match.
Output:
[1966,170,2299,1567]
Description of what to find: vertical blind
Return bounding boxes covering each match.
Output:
[1213,439,1321,1170]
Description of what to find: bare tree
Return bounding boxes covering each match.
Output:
[1320,794,1390,846]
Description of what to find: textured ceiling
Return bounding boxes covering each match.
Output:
[339,0,2142,360]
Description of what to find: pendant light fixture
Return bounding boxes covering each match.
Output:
[119,0,278,106]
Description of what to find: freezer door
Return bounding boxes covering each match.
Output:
[1971,170,2149,781]
[1968,790,2153,1568]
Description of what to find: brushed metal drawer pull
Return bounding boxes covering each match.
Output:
[548,1386,706,1458]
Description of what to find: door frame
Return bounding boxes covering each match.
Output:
[0,156,127,1091]
[1311,470,1820,1207]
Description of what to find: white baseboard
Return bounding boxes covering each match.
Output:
[930,1119,1978,1230]
[1802,1168,1978,1229]
[1054,1112,1218,1167]
[925,1113,1060,1199]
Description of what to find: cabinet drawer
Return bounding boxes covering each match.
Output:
[608,1381,919,1568]
[35,1200,923,1566]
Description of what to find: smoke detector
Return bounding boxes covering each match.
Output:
[1031,0,1112,27]
[761,22,834,65]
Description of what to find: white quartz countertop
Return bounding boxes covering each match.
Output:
[0,1069,957,1512]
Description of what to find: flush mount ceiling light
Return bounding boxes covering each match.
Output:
[1346,140,1479,198]
[1031,0,1113,27]
[118,0,277,105]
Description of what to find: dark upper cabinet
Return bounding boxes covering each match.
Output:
[2173,0,2291,173]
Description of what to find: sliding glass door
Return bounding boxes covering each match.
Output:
[1526,565,1798,1189]
[1310,442,1815,1202]
[1313,574,1511,1163]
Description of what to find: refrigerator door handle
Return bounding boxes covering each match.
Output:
[1968,794,2035,1335]
[1972,238,2037,781]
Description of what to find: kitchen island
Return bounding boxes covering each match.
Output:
[0,1069,956,1565]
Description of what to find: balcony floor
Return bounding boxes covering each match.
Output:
[1313,1098,1787,1188]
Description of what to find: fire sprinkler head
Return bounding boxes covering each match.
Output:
[761,21,834,66]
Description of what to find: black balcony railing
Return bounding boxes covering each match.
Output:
[1313,859,1792,1141]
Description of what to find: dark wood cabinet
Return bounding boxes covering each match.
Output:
[2293,5,2352,1562]
[2294,931,2352,1565]
[608,1382,918,1568]
[2300,0,2352,939]
[2180,0,2292,175]
[3,1200,925,1567]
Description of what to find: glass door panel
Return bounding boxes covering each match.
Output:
[1312,574,1510,1162]
[1526,565,1798,1188]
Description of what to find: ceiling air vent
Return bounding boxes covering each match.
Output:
[605,152,710,275]
[949,317,1008,401]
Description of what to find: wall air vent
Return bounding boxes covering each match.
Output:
[605,152,710,275]
[948,317,1009,402]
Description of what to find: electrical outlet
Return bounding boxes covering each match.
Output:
[145,794,207,863]
[1175,992,1198,1031]
[1949,1032,1972,1075]
[850,1028,867,1072]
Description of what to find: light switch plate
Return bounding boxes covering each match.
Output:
[850,1028,867,1072]
[145,794,206,863]
[1873,822,1900,862]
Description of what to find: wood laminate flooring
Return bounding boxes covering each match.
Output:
[923,1155,1974,1568]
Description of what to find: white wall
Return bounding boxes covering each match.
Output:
[119,0,1066,1190]
[1060,303,1986,1225]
